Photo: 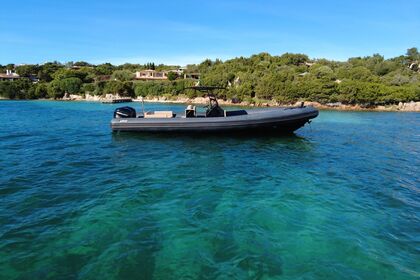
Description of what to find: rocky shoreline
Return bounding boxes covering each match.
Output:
[139,96,420,112]
[28,93,420,112]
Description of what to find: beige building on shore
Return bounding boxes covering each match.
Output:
[0,70,20,81]
[135,68,200,80]
[135,69,167,80]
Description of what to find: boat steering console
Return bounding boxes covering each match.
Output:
[204,95,225,117]
[185,86,226,118]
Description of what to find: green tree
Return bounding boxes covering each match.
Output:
[73,61,91,67]
[12,78,33,99]
[310,65,335,80]
[255,73,283,100]
[167,71,178,81]
[47,80,64,99]
[60,77,83,95]
[406,47,419,61]
[16,64,39,77]
[347,66,376,82]
[134,81,167,97]
[144,62,156,70]
[111,70,133,82]
[0,81,17,99]
[278,53,309,66]
[95,63,115,75]
[38,62,63,82]
[51,68,92,82]
[35,83,49,98]
[82,83,95,94]
[374,62,391,76]
[103,80,134,96]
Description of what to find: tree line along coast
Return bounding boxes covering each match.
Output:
[0,48,419,110]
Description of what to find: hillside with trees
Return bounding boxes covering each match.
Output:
[0,48,419,106]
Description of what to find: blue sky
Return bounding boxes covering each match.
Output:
[0,0,419,65]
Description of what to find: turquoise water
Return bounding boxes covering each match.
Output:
[0,101,419,280]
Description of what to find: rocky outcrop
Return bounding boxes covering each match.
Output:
[66,94,131,102]
[304,101,420,112]
[69,94,84,100]
[397,101,420,111]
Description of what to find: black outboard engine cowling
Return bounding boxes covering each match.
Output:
[114,106,136,118]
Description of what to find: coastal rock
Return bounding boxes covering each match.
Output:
[104,93,120,100]
[69,94,83,100]
[85,94,102,101]
[326,102,342,107]
[398,101,420,111]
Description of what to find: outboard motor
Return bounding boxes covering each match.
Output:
[114,106,136,118]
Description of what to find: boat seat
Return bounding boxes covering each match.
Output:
[185,105,196,118]
[225,110,248,117]
[206,106,225,117]
[144,111,174,118]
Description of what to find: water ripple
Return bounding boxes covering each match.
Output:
[0,101,419,279]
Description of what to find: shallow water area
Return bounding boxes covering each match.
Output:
[0,101,419,279]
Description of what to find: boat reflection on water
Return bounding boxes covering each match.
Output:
[111,128,316,155]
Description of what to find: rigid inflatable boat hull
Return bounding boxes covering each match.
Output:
[111,106,318,133]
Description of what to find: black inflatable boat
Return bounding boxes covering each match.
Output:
[111,86,318,133]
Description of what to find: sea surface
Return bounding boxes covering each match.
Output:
[0,100,419,280]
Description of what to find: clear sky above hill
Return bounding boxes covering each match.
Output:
[0,0,419,65]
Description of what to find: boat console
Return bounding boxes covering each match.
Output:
[205,95,225,117]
